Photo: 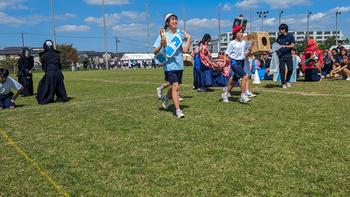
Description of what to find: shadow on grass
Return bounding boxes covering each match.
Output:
[181,95,193,99]
[264,84,281,88]
[158,105,190,114]
[55,97,74,103]
[14,104,26,108]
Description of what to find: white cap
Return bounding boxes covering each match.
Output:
[165,13,174,22]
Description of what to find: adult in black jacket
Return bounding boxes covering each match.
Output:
[17,47,34,96]
[276,24,295,88]
[36,40,68,104]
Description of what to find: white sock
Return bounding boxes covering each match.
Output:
[241,93,246,97]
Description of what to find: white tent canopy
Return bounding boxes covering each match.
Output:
[120,53,154,61]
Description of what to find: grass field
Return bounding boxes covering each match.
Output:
[1,68,350,196]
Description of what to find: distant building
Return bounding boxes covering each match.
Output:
[192,30,344,55]
[268,30,344,42]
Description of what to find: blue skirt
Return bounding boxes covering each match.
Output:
[200,61,213,88]
[193,55,202,89]
[212,71,229,87]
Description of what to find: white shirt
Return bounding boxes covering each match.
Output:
[0,76,23,95]
[225,40,247,60]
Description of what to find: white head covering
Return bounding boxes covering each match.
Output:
[165,13,174,22]
[45,40,53,47]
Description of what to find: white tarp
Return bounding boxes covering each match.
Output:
[120,53,155,61]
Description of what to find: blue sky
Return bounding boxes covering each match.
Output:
[0,0,349,52]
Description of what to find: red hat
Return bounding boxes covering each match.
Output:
[232,25,243,33]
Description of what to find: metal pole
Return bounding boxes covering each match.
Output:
[218,5,221,53]
[102,0,109,69]
[279,10,284,26]
[307,11,311,36]
[257,11,268,32]
[335,9,341,45]
[115,35,120,53]
[183,7,187,31]
[146,0,150,53]
[249,8,252,33]
[21,32,24,48]
[50,0,56,45]
[336,10,338,45]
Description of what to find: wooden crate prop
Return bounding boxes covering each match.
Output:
[244,32,271,54]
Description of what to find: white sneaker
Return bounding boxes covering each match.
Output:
[223,87,231,97]
[239,95,251,104]
[286,83,292,88]
[246,91,256,98]
[178,96,184,102]
[156,86,162,99]
[282,84,287,89]
[346,77,350,81]
[161,96,169,109]
[221,92,229,103]
[176,109,185,118]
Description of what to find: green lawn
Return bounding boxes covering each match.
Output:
[1,68,350,196]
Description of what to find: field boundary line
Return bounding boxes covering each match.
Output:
[0,128,70,197]
[67,78,193,87]
[69,78,350,98]
[256,89,350,97]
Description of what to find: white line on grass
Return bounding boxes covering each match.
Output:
[69,78,350,98]
[0,128,70,197]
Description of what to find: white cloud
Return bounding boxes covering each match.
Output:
[330,6,350,13]
[85,11,145,26]
[249,6,350,33]
[0,12,44,26]
[263,17,277,26]
[235,0,258,9]
[235,0,309,9]
[56,25,91,32]
[112,23,146,37]
[186,18,231,30]
[0,0,28,10]
[222,3,233,11]
[263,0,310,9]
[120,11,145,20]
[55,13,77,20]
[84,0,129,5]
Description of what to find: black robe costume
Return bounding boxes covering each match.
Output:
[36,40,68,104]
[17,48,34,96]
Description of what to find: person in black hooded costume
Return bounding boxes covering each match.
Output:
[17,47,34,96]
[36,40,68,104]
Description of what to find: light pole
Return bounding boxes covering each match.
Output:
[306,10,312,36]
[279,10,284,26]
[336,9,342,45]
[257,11,269,31]
[217,5,221,53]
[50,0,56,45]
[146,0,150,53]
[102,0,109,69]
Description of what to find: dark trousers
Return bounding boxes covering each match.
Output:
[279,56,293,84]
[0,92,14,108]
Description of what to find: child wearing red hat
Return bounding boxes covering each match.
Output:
[221,25,255,103]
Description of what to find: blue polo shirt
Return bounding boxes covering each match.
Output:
[153,30,186,71]
[277,33,295,58]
